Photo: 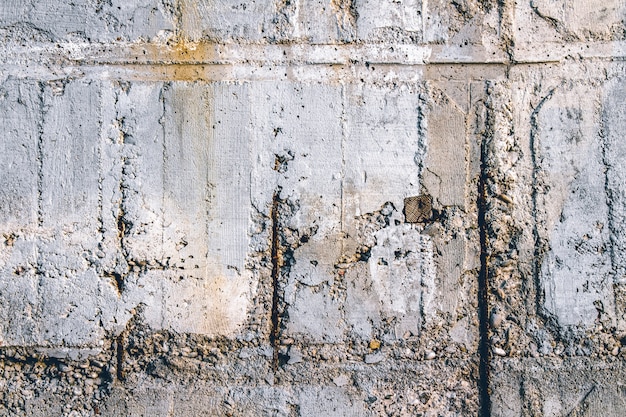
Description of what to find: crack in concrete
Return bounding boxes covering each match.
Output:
[36,81,46,228]
[270,189,283,374]
[529,87,556,320]
[478,105,492,417]
[115,333,125,382]
[564,385,596,417]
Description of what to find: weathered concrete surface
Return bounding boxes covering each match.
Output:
[485,62,626,415]
[0,1,624,416]
[0,74,481,415]
[491,358,626,416]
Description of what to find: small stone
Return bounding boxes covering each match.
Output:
[493,347,506,356]
[490,312,505,328]
[612,346,619,356]
[58,364,72,373]
[287,346,303,365]
[364,352,385,364]
[281,338,294,346]
[333,374,349,387]
[496,193,513,204]
[554,344,564,355]
[369,339,381,350]
[90,360,104,369]
[424,350,436,360]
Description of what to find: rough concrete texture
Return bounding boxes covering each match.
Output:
[0,1,625,416]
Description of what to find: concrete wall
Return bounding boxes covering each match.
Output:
[0,1,624,416]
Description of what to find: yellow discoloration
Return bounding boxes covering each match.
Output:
[116,39,221,81]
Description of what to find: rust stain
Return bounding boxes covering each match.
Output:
[270,191,283,372]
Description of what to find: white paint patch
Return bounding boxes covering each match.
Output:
[369,225,435,335]
[537,84,615,327]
